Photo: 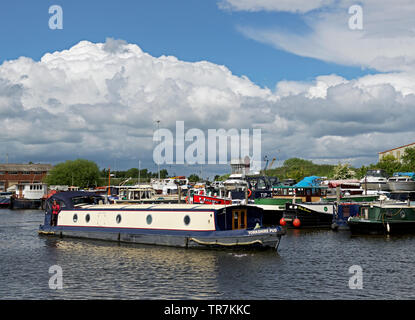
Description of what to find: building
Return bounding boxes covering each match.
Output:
[230,157,251,175]
[0,164,53,192]
[378,142,415,162]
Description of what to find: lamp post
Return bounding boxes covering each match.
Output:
[156,120,160,182]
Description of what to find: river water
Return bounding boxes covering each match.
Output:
[1,209,415,300]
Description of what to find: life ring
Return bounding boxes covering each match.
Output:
[247,189,252,198]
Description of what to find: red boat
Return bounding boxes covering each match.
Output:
[189,188,232,205]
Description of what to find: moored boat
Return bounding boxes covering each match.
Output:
[360,169,389,191]
[322,179,379,203]
[38,191,285,251]
[331,202,362,231]
[347,201,415,235]
[282,202,335,228]
[261,176,327,208]
[9,183,48,209]
[387,172,415,192]
[256,176,328,227]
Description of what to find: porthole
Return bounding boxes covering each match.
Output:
[73,214,78,223]
[116,214,122,224]
[85,214,90,223]
[146,214,152,225]
[184,215,191,226]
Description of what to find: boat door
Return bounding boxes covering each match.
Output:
[18,185,23,199]
[232,208,247,230]
[306,188,312,202]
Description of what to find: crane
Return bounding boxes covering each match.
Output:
[263,156,269,172]
[269,157,276,169]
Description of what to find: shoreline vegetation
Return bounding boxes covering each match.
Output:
[42,148,415,188]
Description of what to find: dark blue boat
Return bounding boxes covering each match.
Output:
[331,203,361,230]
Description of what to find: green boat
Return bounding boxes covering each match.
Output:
[322,194,379,203]
[348,201,415,234]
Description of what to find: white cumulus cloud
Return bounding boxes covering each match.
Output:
[1,38,415,171]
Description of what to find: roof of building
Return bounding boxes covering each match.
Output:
[379,142,415,154]
[0,163,53,171]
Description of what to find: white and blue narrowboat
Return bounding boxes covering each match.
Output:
[38,191,285,251]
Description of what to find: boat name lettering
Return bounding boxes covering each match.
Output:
[298,206,311,213]
[247,228,278,235]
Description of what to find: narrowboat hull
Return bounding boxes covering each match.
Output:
[38,225,284,250]
[283,203,334,228]
[323,194,378,203]
[347,219,415,235]
[10,198,42,210]
[347,204,415,235]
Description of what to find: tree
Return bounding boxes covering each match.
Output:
[188,174,200,183]
[332,163,356,180]
[401,147,415,172]
[266,157,336,180]
[374,154,402,176]
[45,159,102,188]
[355,165,368,179]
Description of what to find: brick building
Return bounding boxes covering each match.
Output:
[378,142,415,162]
[0,164,53,192]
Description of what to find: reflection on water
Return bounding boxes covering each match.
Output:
[1,209,415,299]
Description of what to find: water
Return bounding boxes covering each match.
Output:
[1,209,415,300]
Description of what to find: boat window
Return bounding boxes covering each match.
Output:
[85,214,90,223]
[146,214,152,225]
[184,215,191,225]
[257,178,267,189]
[73,214,78,223]
[116,214,122,224]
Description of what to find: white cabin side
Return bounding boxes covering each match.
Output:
[57,206,217,231]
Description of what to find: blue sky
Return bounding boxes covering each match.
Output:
[0,0,375,89]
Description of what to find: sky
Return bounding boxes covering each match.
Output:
[0,0,414,178]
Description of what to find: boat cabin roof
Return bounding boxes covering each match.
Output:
[272,185,328,189]
[76,203,231,210]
